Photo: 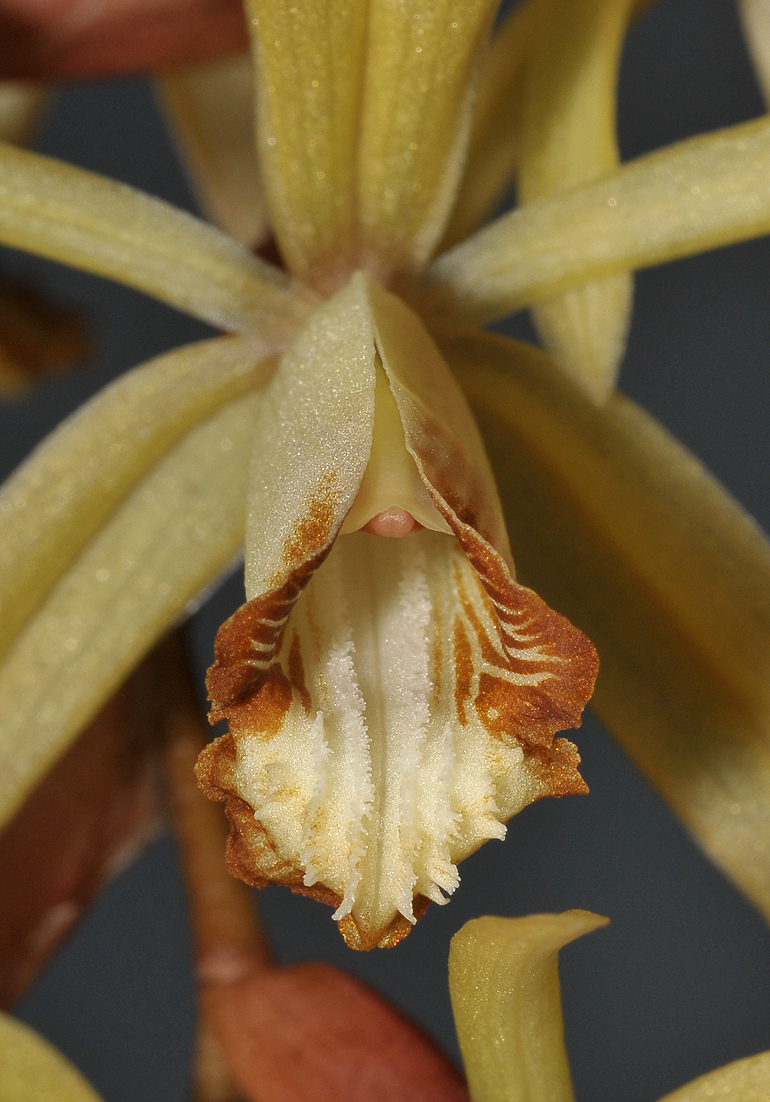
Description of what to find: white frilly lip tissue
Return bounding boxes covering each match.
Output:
[197,272,598,950]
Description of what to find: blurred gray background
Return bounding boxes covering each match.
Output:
[3,0,770,1099]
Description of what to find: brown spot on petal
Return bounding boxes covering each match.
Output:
[279,477,336,578]
[453,617,472,727]
[287,633,311,716]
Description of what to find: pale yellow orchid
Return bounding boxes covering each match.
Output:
[0,0,769,977]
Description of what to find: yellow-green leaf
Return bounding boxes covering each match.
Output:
[425,114,770,324]
[0,1012,103,1102]
[448,911,608,1102]
[358,0,498,280]
[157,52,269,250]
[0,389,261,832]
[246,0,367,292]
[445,329,770,924]
[0,142,314,333]
[0,333,277,663]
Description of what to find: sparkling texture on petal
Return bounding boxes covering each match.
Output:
[657,1051,770,1102]
[157,52,269,250]
[199,276,596,949]
[0,391,261,831]
[246,0,366,292]
[0,141,315,332]
[517,0,635,400]
[449,911,608,1102]
[424,115,770,324]
[358,0,499,281]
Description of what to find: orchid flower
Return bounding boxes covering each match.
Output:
[0,0,769,987]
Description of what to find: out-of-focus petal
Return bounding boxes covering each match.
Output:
[157,52,268,250]
[0,142,315,332]
[448,911,608,1102]
[245,0,366,292]
[0,657,161,1007]
[739,0,770,105]
[357,0,499,281]
[0,276,90,396]
[198,275,595,949]
[0,0,248,81]
[0,1011,103,1102]
[444,329,770,923]
[440,0,536,251]
[423,115,770,324]
[0,387,261,832]
[205,962,470,1102]
[0,333,277,662]
[0,81,45,144]
[517,0,635,401]
[656,1051,770,1102]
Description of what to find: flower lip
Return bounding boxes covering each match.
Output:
[198,273,598,949]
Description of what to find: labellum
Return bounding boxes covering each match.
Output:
[197,272,598,949]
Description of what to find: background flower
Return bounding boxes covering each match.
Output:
[2,1,770,1100]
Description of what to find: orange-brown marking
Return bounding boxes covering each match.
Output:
[279,477,337,579]
[287,633,311,715]
[452,617,472,727]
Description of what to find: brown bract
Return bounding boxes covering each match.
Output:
[202,961,469,1102]
[0,658,161,1006]
[0,0,247,79]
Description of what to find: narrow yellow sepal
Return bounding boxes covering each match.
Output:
[245,0,367,292]
[0,389,261,832]
[157,52,269,250]
[441,0,537,251]
[0,1012,103,1102]
[358,0,499,280]
[739,0,770,105]
[0,334,277,663]
[425,114,770,324]
[517,0,635,400]
[448,911,608,1102]
[445,329,770,924]
[657,1050,770,1102]
[0,142,315,333]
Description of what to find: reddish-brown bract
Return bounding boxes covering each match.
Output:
[0,0,247,79]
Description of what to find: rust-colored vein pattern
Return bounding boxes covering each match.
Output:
[198,522,597,951]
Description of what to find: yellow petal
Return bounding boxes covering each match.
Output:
[0,142,315,333]
[440,0,536,251]
[448,911,608,1102]
[517,0,635,400]
[157,53,269,250]
[0,389,261,832]
[0,333,277,663]
[245,0,367,292]
[444,328,770,923]
[739,0,770,105]
[199,276,596,950]
[357,0,498,281]
[0,83,46,146]
[423,114,770,324]
[0,1012,103,1102]
[657,1050,770,1102]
